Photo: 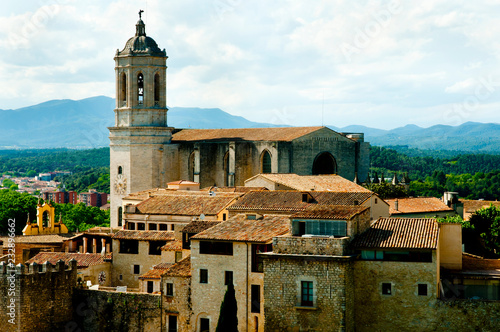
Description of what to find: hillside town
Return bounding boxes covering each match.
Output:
[2,9,500,332]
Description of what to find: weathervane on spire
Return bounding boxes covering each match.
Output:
[139,9,144,19]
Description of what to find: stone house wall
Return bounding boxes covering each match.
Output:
[263,254,355,332]
[162,275,193,331]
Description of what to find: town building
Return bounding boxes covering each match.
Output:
[385,197,456,218]
[108,15,370,228]
[78,190,108,207]
[43,188,78,204]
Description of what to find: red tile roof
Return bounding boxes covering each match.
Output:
[245,173,371,192]
[461,200,500,213]
[162,256,191,277]
[112,230,175,241]
[200,186,268,193]
[386,197,453,215]
[0,234,75,245]
[139,262,174,280]
[350,218,439,249]
[292,205,369,220]
[134,193,240,216]
[171,127,331,142]
[461,253,500,274]
[161,240,183,251]
[25,252,111,268]
[228,191,372,213]
[192,214,290,243]
[181,220,221,234]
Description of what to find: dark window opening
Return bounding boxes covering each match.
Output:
[127,222,135,230]
[149,223,157,230]
[133,264,140,274]
[188,152,195,182]
[118,166,123,175]
[200,269,208,284]
[137,73,144,104]
[149,241,166,255]
[119,240,138,254]
[361,250,432,262]
[251,243,273,273]
[171,224,175,231]
[120,73,127,104]
[312,152,337,175]
[223,151,230,186]
[137,222,145,230]
[225,271,233,286]
[168,315,177,332]
[301,281,313,307]
[182,233,194,250]
[418,283,428,296]
[261,150,272,174]
[147,281,153,293]
[166,282,174,296]
[159,224,168,231]
[200,318,210,332]
[42,211,49,228]
[251,284,261,313]
[382,283,392,295]
[154,73,160,105]
[199,241,233,255]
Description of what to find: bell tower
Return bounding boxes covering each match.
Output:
[109,11,173,228]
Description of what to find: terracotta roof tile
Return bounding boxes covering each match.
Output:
[292,205,369,220]
[200,186,268,193]
[112,230,175,241]
[163,256,191,277]
[461,200,500,213]
[350,218,439,249]
[171,126,330,142]
[0,234,75,246]
[139,262,174,280]
[161,240,183,251]
[192,214,290,243]
[386,197,454,215]
[245,173,371,192]
[462,253,500,273]
[181,220,221,234]
[134,193,241,216]
[25,252,111,268]
[228,191,372,213]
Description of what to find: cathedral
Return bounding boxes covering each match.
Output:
[109,14,370,227]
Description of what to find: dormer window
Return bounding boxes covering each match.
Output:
[301,192,314,203]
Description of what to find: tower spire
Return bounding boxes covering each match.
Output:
[136,10,146,36]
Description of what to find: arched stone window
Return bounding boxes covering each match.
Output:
[118,166,123,175]
[42,211,49,228]
[188,152,195,182]
[261,150,272,174]
[120,73,127,106]
[137,73,144,104]
[118,207,123,227]
[154,73,160,106]
[312,152,337,175]
[223,151,230,186]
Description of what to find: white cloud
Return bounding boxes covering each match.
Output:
[1,0,500,130]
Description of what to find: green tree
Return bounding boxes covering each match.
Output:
[366,182,408,199]
[216,283,238,332]
[469,205,500,257]
[0,190,38,235]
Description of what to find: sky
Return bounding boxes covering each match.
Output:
[2,1,500,130]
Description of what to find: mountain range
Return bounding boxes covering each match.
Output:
[1,96,499,153]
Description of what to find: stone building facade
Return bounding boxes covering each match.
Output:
[109,15,370,228]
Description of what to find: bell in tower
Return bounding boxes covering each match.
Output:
[109,11,173,228]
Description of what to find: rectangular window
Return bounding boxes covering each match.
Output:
[418,283,428,296]
[171,224,175,231]
[200,269,208,284]
[301,281,314,307]
[251,243,273,273]
[175,251,183,262]
[128,223,135,230]
[200,318,210,332]
[168,315,177,332]
[382,283,392,295]
[166,282,174,296]
[159,224,168,231]
[304,220,347,237]
[149,223,157,230]
[251,284,260,313]
[133,265,140,275]
[147,281,153,293]
[225,271,233,286]
[149,240,166,255]
[119,240,139,254]
[199,241,233,255]
[137,222,145,230]
[183,233,192,249]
